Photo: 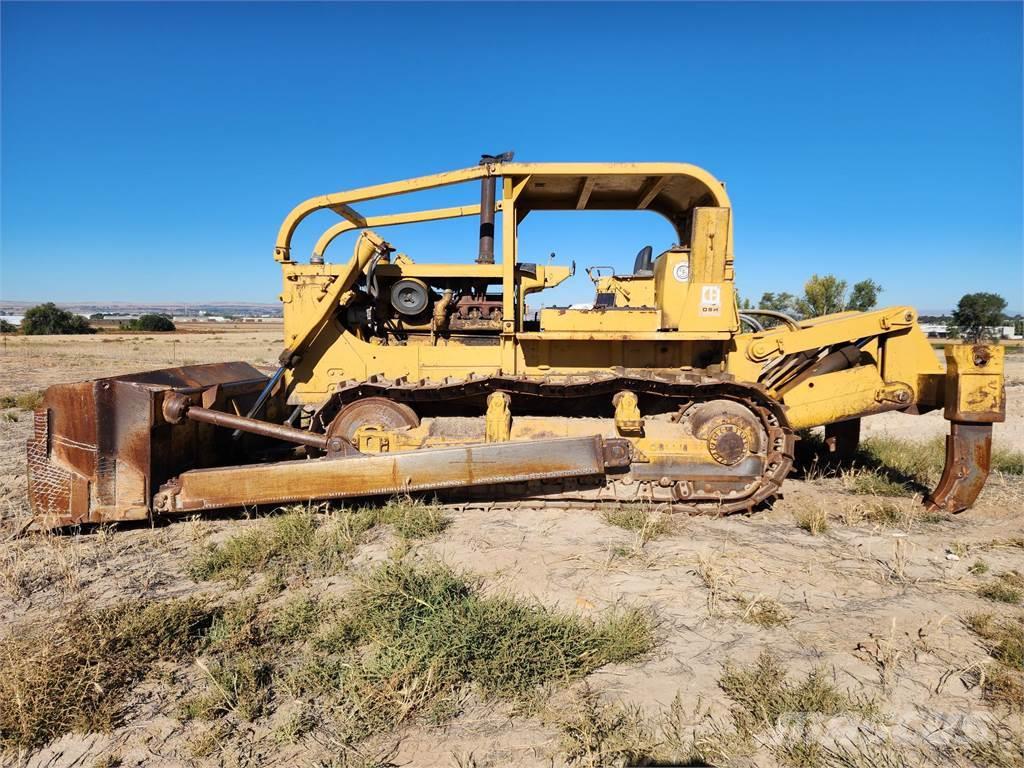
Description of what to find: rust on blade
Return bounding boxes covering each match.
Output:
[157,435,629,513]
[926,422,993,514]
[27,362,279,528]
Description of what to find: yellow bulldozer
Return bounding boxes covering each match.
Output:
[28,156,1006,528]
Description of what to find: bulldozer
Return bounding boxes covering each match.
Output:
[27,156,1006,529]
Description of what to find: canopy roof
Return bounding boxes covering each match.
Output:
[277,161,730,262]
[505,163,729,223]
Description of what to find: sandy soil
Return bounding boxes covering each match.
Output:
[0,332,1021,767]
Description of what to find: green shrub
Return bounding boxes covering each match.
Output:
[20,303,95,335]
[125,314,175,332]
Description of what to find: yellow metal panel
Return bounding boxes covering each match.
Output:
[540,308,662,332]
[782,366,890,429]
[690,207,731,283]
[944,344,1005,422]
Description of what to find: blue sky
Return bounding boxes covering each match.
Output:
[2,1,1021,312]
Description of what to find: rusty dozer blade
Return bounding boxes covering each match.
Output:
[27,362,286,529]
[26,360,634,528]
[926,344,1006,514]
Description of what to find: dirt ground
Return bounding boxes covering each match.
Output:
[0,331,1021,768]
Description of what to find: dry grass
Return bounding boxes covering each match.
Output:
[692,553,789,628]
[182,558,655,745]
[798,432,1023,502]
[552,653,883,767]
[718,651,879,735]
[885,538,912,583]
[0,390,44,410]
[550,684,654,767]
[738,595,790,629]
[189,500,449,584]
[964,612,1024,711]
[0,598,217,753]
[793,503,829,535]
[694,551,730,616]
[601,504,673,544]
[978,573,1024,605]
[550,687,748,768]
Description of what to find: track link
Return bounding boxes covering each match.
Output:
[312,371,796,516]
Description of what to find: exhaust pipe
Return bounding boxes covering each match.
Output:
[477,152,513,264]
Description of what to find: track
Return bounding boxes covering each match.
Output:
[312,370,797,516]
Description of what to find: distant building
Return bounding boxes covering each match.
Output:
[920,323,949,338]
[922,324,1020,340]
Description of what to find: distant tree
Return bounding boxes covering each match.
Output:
[845,279,883,312]
[952,293,1007,341]
[126,314,176,332]
[0,319,17,333]
[759,291,799,315]
[1015,318,1024,337]
[89,313,105,320]
[756,275,883,325]
[795,274,848,317]
[21,303,95,335]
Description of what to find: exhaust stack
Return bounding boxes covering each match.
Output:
[477,152,513,264]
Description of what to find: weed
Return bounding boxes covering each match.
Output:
[978,573,1024,605]
[190,501,448,584]
[187,653,274,721]
[602,505,672,542]
[183,594,331,724]
[793,504,828,535]
[551,684,654,767]
[297,559,654,739]
[0,598,216,752]
[965,614,1024,670]
[270,594,334,644]
[992,446,1024,475]
[981,665,1024,711]
[969,559,990,576]
[694,551,729,616]
[738,596,790,629]
[0,390,44,410]
[371,496,450,539]
[718,651,877,735]
[189,508,364,583]
[857,436,943,489]
[843,469,912,497]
